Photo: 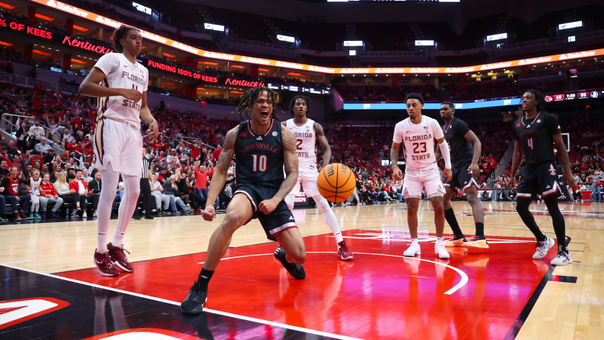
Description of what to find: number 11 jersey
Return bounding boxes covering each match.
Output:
[393,115,444,170]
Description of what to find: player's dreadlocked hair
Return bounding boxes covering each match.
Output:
[523,89,546,113]
[289,95,311,117]
[112,25,138,53]
[234,86,280,121]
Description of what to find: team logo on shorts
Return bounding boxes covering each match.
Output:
[548,164,557,176]
[272,131,278,137]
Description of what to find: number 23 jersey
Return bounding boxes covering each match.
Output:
[393,115,444,170]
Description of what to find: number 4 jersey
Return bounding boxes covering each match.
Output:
[393,115,444,170]
[513,111,560,165]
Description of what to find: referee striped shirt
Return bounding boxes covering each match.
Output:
[142,157,151,179]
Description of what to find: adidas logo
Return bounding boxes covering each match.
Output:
[545,185,551,189]
[256,136,263,140]
[289,216,294,220]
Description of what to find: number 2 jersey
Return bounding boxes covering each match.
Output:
[393,115,444,170]
[285,118,316,169]
[93,53,149,127]
[235,119,285,189]
[513,111,560,165]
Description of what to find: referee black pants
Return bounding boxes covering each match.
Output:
[134,178,152,218]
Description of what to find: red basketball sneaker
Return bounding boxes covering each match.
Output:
[107,243,134,273]
[94,249,120,277]
[338,241,353,261]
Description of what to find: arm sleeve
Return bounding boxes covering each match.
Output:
[93,53,120,78]
[438,140,452,169]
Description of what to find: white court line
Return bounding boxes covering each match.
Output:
[0,263,361,340]
[200,251,468,295]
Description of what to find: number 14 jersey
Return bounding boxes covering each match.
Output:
[393,115,444,170]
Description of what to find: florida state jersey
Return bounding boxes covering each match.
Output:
[286,118,317,167]
[393,115,444,169]
[93,53,148,127]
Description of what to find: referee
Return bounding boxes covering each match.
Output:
[133,147,154,220]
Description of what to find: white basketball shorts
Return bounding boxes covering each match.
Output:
[287,163,321,198]
[93,118,143,177]
[402,163,445,198]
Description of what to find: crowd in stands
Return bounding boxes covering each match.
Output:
[334,84,443,102]
[0,82,241,222]
[0,74,602,224]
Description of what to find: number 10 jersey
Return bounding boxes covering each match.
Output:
[393,115,444,170]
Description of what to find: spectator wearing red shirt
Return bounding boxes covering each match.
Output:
[1,166,31,221]
[212,145,222,162]
[194,161,214,204]
[40,172,64,216]
[68,169,90,218]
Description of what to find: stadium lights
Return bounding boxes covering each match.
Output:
[132,2,152,15]
[486,33,507,42]
[558,21,583,31]
[415,40,435,46]
[277,35,296,43]
[343,40,363,47]
[204,23,225,32]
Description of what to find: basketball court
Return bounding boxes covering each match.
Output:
[1,201,602,339]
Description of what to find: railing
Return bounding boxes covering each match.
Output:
[487,141,515,187]
[0,71,79,94]
[0,113,66,155]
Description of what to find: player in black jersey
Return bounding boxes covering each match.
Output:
[181,87,305,315]
[509,90,576,266]
[439,102,488,249]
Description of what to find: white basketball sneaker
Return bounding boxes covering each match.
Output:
[435,241,450,259]
[551,248,573,266]
[404,241,421,257]
[533,235,555,260]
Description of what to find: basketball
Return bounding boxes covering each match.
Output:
[317,163,357,202]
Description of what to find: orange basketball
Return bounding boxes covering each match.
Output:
[317,163,357,203]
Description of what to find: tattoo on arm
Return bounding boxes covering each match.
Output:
[390,142,401,166]
[215,128,236,172]
[274,127,299,201]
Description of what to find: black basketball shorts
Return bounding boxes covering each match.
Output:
[445,158,479,192]
[516,161,562,199]
[234,184,297,241]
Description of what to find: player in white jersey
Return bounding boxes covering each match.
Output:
[391,93,452,259]
[79,25,159,277]
[283,95,353,260]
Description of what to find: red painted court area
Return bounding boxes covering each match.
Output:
[57,231,556,340]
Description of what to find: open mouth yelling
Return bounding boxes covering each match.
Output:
[260,111,269,119]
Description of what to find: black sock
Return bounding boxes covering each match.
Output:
[444,208,464,238]
[558,245,568,253]
[197,268,214,290]
[544,195,566,249]
[516,197,546,241]
[475,222,484,237]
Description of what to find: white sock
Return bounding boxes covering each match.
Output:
[97,164,119,252]
[436,237,444,243]
[314,195,344,243]
[111,175,140,247]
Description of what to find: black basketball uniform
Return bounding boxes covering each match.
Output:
[513,111,562,198]
[442,117,477,192]
[234,119,297,240]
